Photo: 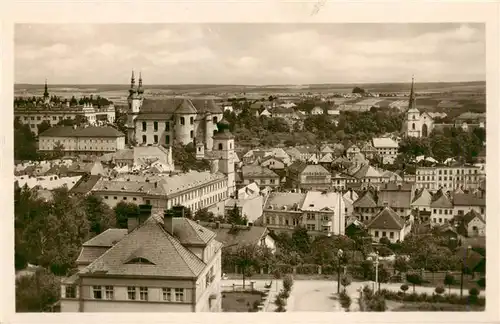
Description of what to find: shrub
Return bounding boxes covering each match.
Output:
[400,284,409,294]
[477,277,485,289]
[367,295,387,311]
[469,287,480,304]
[274,295,285,308]
[406,273,423,293]
[279,289,290,300]
[377,246,393,257]
[339,291,352,310]
[283,274,294,292]
[435,286,445,295]
[252,300,260,311]
[340,275,352,292]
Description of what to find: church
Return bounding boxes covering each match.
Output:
[401,77,434,138]
[125,71,224,150]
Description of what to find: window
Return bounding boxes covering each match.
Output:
[123,197,127,200]
[374,231,379,237]
[218,143,223,150]
[165,135,170,145]
[322,215,330,221]
[127,287,137,300]
[105,286,114,299]
[37,116,41,121]
[142,122,147,131]
[433,209,436,214]
[142,135,147,143]
[154,135,158,144]
[412,123,415,130]
[306,224,316,231]
[93,286,103,299]
[190,117,194,125]
[389,232,394,239]
[114,196,117,200]
[180,117,185,125]
[139,287,148,301]
[175,288,184,302]
[145,199,151,205]
[382,231,387,237]
[153,121,158,132]
[162,288,172,301]
[65,285,76,298]
[190,130,194,138]
[439,209,442,215]
[133,197,137,201]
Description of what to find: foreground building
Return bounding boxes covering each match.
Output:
[38,126,125,156]
[61,205,223,312]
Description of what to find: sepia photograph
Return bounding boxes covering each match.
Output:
[10,20,492,316]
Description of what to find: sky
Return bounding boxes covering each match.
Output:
[14,23,485,85]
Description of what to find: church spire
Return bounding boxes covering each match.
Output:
[129,70,136,96]
[137,72,144,94]
[407,75,416,111]
[43,78,49,98]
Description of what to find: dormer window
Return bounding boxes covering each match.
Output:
[125,257,155,265]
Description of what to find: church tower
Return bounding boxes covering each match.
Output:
[404,76,421,137]
[43,79,50,104]
[212,118,236,197]
[126,70,144,145]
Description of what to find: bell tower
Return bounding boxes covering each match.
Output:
[212,118,236,197]
[126,70,144,145]
[404,76,421,137]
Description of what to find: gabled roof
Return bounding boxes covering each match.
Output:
[352,164,381,179]
[353,191,378,208]
[462,209,485,225]
[319,153,334,163]
[81,215,215,278]
[411,188,432,206]
[205,224,269,251]
[320,145,334,153]
[430,192,453,208]
[452,193,486,207]
[366,207,405,230]
[301,164,330,175]
[242,165,279,178]
[83,228,129,247]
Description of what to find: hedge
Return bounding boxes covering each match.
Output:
[379,289,485,306]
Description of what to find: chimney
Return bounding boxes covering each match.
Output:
[163,209,174,234]
[138,204,152,224]
[127,207,140,233]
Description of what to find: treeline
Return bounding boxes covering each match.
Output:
[14,95,113,108]
[398,127,485,163]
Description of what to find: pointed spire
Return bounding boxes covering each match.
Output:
[130,70,136,88]
[43,78,49,98]
[137,71,144,94]
[408,75,416,111]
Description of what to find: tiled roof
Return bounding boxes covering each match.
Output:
[301,191,343,212]
[81,217,209,278]
[366,207,405,230]
[39,126,125,138]
[430,193,453,208]
[372,137,398,148]
[377,190,412,209]
[135,113,173,120]
[76,246,109,265]
[353,191,378,208]
[319,153,334,163]
[70,175,102,194]
[302,164,330,175]
[320,145,334,153]
[352,164,381,179]
[203,224,268,251]
[242,165,279,178]
[462,209,485,224]
[452,193,486,207]
[83,228,129,247]
[265,192,306,210]
[411,188,432,206]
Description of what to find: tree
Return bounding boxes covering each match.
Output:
[291,226,311,255]
[52,141,65,159]
[82,195,115,234]
[468,287,480,304]
[16,268,60,312]
[400,284,409,295]
[340,275,352,293]
[360,260,374,280]
[37,120,51,135]
[233,244,260,289]
[444,272,456,296]
[113,201,139,229]
[393,256,410,273]
[476,277,485,289]
[352,87,365,94]
[406,273,423,294]
[379,237,391,245]
[194,208,215,222]
[14,118,38,161]
[227,204,245,225]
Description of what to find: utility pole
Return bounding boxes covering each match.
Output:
[374,251,380,293]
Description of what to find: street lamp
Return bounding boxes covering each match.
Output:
[337,248,344,294]
[374,251,380,293]
[460,245,472,298]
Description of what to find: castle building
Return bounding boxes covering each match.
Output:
[401,77,434,138]
[14,79,116,135]
[125,72,223,149]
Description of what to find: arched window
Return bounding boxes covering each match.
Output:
[190,117,194,125]
[142,121,147,131]
[218,143,223,150]
[412,123,415,130]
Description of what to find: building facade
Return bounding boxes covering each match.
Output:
[125,72,223,149]
[415,165,485,193]
[38,126,125,156]
[61,206,223,312]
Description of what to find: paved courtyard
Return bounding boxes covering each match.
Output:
[222,278,481,312]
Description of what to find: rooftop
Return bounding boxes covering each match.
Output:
[372,137,399,148]
[242,165,279,178]
[366,207,405,230]
[39,126,125,138]
[301,191,343,212]
[265,192,306,210]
